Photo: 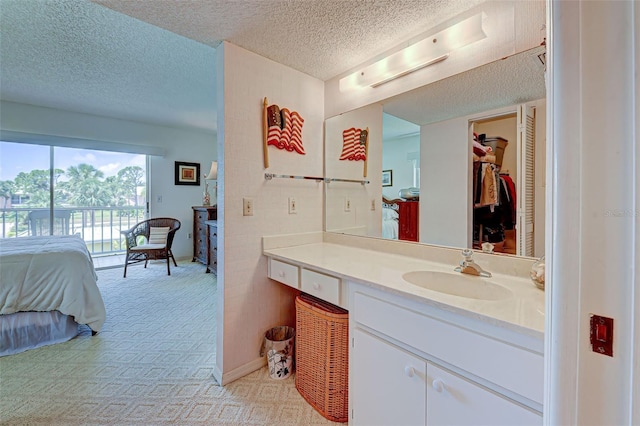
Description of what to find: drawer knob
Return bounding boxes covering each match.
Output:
[313,282,320,290]
[278,271,285,278]
[432,378,445,393]
[404,366,415,378]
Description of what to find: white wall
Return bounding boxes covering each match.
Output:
[420,116,470,248]
[547,1,638,424]
[215,42,325,384]
[382,135,420,200]
[0,100,216,259]
[325,104,383,237]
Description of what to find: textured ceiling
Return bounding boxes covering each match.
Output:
[93,0,484,81]
[0,0,217,132]
[1,0,541,137]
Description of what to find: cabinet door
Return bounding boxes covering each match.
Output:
[352,329,426,426]
[399,201,419,242]
[426,363,541,426]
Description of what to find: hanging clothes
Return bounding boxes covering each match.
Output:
[475,163,498,207]
[500,174,517,227]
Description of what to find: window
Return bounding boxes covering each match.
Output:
[0,141,148,255]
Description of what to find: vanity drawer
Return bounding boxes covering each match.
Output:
[353,291,543,406]
[301,269,341,306]
[268,259,299,289]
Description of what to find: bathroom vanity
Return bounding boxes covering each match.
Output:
[264,233,544,425]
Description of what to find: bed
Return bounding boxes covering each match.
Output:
[0,235,106,356]
[382,197,400,240]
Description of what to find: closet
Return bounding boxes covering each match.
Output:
[471,105,536,256]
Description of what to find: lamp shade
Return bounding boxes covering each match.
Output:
[205,161,218,180]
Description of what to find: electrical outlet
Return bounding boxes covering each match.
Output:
[288,197,297,214]
[243,197,254,216]
[370,198,376,211]
[344,197,351,212]
[188,233,192,239]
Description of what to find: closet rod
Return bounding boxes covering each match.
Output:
[264,173,369,185]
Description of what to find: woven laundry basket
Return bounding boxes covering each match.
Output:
[295,293,349,423]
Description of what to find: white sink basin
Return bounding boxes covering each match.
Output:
[401,271,512,301]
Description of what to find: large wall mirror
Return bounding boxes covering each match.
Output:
[324,45,546,258]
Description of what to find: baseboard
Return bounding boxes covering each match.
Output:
[214,357,267,386]
[212,364,223,385]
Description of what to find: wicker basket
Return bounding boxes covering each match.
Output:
[295,293,349,423]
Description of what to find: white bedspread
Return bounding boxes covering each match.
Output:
[0,236,106,332]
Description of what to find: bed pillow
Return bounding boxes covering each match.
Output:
[148,226,170,245]
[382,208,399,220]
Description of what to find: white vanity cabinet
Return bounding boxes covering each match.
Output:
[352,328,426,426]
[426,363,541,425]
[350,283,543,426]
[267,257,347,308]
[268,258,299,288]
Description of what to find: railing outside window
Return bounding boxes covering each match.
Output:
[1,207,146,256]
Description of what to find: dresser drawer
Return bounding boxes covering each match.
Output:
[301,268,341,306]
[268,259,299,289]
[353,291,543,405]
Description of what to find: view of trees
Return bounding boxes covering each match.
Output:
[0,164,145,209]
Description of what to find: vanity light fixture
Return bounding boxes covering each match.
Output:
[339,12,487,91]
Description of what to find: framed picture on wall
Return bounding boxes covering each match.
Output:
[175,161,201,186]
[382,170,393,187]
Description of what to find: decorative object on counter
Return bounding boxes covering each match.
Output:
[260,326,295,380]
[382,169,393,187]
[202,161,218,206]
[262,97,305,168]
[482,242,495,253]
[339,127,369,177]
[174,161,200,186]
[530,255,545,290]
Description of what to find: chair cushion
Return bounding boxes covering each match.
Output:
[148,227,170,245]
[131,243,166,250]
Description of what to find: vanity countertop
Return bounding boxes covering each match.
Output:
[264,242,545,340]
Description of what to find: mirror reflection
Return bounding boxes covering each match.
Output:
[325,46,546,258]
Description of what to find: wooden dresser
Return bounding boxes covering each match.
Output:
[192,206,217,272]
[205,220,218,274]
[398,201,419,242]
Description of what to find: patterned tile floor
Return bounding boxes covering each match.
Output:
[0,261,337,425]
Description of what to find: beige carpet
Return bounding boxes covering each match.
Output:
[0,261,337,425]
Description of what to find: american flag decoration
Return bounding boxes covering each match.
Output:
[339,127,370,177]
[262,97,305,168]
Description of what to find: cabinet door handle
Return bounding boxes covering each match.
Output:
[313,282,320,290]
[432,378,445,393]
[278,271,285,278]
[404,366,415,378]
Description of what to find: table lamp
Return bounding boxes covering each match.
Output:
[203,161,218,206]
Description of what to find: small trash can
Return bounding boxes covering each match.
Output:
[261,326,295,380]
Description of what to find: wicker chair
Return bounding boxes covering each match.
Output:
[121,217,181,278]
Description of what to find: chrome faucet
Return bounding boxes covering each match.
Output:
[454,249,492,278]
